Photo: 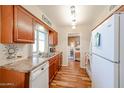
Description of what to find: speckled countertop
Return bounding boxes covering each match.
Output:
[0,52,62,73]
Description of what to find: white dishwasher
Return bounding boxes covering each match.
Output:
[30,61,49,88]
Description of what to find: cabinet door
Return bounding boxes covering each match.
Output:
[1,5,14,43]
[60,54,62,68]
[49,31,58,46]
[54,59,57,74]
[0,6,1,42]
[54,31,58,45]
[0,68,29,88]
[49,61,54,83]
[14,6,34,43]
[49,31,54,45]
[56,55,59,70]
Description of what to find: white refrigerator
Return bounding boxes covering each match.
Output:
[91,13,124,88]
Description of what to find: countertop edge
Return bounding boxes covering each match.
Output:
[0,52,62,73]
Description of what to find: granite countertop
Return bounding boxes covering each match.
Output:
[0,52,62,73]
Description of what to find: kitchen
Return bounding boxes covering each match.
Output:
[0,5,124,88]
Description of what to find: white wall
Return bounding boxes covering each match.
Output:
[91,5,121,29]
[57,25,91,67]
[22,5,58,31]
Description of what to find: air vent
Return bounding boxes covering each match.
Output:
[109,5,117,12]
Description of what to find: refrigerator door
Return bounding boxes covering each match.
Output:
[92,14,119,62]
[91,54,119,88]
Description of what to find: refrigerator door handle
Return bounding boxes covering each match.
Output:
[92,53,119,64]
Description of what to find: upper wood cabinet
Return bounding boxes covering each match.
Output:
[49,30,58,46]
[0,5,58,44]
[14,6,34,43]
[0,6,1,42]
[0,5,34,43]
[54,31,58,45]
[1,5,14,43]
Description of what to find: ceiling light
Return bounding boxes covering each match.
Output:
[70,5,76,29]
[72,25,76,29]
[70,6,75,12]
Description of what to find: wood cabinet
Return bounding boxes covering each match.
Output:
[0,53,63,88]
[49,30,58,46]
[49,55,56,83]
[49,59,55,83]
[75,52,80,61]
[0,68,29,88]
[49,53,62,84]
[1,5,14,43]
[59,53,63,70]
[0,6,1,42]
[14,6,34,43]
[54,31,58,45]
[0,5,34,43]
[0,5,58,44]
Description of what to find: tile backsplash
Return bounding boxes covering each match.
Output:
[0,44,31,66]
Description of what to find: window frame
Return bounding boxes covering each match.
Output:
[33,27,48,55]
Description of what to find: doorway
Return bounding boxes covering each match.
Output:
[68,33,80,63]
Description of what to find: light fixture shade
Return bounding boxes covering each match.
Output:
[70,6,75,11]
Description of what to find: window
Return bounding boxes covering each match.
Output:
[33,27,48,54]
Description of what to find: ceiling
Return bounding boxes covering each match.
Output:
[38,5,109,27]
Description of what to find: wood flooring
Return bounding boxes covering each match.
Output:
[50,61,91,88]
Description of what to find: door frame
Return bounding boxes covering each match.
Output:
[67,32,82,68]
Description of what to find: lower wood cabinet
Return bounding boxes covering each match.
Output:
[49,60,55,83]
[0,68,30,88]
[59,53,63,69]
[0,53,63,88]
[49,53,62,84]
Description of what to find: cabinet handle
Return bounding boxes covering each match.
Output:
[41,68,44,70]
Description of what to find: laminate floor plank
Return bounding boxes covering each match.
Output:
[50,61,91,88]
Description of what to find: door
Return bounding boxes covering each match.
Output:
[91,54,119,88]
[14,6,34,43]
[92,14,119,62]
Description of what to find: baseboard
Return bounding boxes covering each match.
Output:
[62,64,68,66]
